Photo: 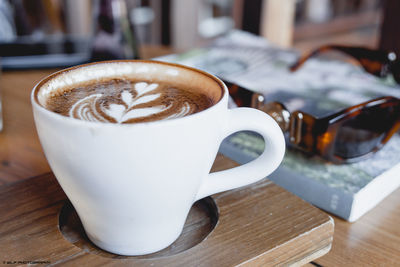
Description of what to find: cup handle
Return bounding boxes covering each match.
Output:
[195,108,286,201]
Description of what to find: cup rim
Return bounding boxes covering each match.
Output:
[31,60,228,127]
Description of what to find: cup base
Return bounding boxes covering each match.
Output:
[85,231,179,256]
[59,198,218,257]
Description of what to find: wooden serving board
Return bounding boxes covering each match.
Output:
[0,167,333,266]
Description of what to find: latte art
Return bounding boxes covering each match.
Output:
[69,83,185,123]
[45,78,214,123]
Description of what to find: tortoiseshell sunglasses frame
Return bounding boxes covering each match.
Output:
[290,44,400,83]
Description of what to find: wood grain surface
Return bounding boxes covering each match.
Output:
[317,186,400,266]
[0,168,333,266]
[0,69,52,184]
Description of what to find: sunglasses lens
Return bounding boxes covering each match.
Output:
[333,103,398,159]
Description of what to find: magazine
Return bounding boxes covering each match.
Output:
[157,30,400,221]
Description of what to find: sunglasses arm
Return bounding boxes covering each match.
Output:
[290,45,397,78]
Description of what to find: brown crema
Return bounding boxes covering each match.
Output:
[45,78,215,124]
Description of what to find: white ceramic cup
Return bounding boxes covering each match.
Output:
[31,60,285,256]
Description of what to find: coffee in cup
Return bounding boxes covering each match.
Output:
[43,77,216,124]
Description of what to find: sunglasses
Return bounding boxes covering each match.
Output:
[252,94,400,163]
[223,81,400,164]
[289,45,400,84]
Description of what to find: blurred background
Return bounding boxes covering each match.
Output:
[0,0,397,69]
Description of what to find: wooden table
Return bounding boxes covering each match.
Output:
[0,47,398,266]
[0,68,334,266]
